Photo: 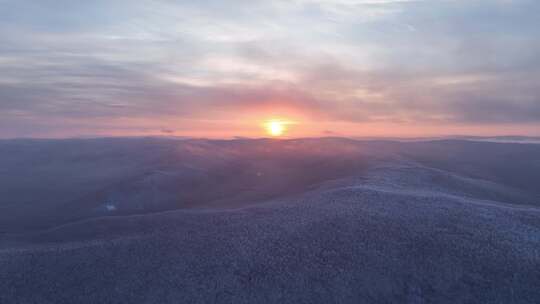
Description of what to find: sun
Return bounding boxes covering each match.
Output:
[265,120,287,137]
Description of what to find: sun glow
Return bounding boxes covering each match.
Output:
[265,120,287,137]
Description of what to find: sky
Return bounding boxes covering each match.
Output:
[1,0,539,138]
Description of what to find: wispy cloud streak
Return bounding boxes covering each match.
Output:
[1,0,539,137]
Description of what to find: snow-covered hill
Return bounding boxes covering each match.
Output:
[1,138,539,303]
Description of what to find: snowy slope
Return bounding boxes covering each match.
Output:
[0,138,539,303]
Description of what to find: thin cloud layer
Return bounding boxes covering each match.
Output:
[1,0,539,137]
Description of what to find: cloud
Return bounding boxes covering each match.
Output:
[1,0,539,137]
[160,128,175,134]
